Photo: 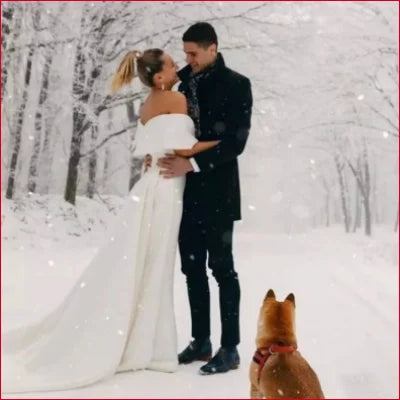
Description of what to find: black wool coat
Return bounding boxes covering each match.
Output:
[177,53,253,221]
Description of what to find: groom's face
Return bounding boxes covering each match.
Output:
[183,42,217,73]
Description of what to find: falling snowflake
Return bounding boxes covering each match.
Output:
[48,260,55,267]
[357,94,364,101]
[110,236,115,241]
[382,131,389,138]
[131,195,140,202]
[123,255,128,260]
[278,389,284,395]
[248,205,256,211]
[310,159,315,165]
[105,316,110,321]
[117,329,124,335]
[80,282,86,288]
[288,143,293,149]
[28,135,34,140]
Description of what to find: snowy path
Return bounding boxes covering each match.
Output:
[2,227,398,399]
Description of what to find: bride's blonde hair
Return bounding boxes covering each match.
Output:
[111,48,164,94]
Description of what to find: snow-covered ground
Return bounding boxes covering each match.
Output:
[1,194,399,399]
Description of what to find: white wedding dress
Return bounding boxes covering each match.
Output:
[1,114,197,393]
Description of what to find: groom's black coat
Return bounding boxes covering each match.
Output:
[177,53,253,221]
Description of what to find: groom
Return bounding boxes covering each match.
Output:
[158,22,253,375]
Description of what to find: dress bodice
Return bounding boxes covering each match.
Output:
[133,114,197,157]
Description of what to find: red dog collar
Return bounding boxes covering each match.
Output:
[253,344,297,383]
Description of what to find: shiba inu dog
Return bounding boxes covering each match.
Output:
[249,289,324,399]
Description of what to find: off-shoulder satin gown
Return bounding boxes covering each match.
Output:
[2,114,197,393]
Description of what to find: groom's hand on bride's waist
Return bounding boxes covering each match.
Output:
[157,153,194,178]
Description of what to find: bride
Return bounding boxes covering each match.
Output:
[2,48,219,393]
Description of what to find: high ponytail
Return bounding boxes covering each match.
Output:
[111,50,141,94]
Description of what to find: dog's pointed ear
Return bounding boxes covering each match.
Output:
[285,293,295,307]
[265,289,276,300]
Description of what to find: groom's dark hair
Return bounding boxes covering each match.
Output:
[182,22,218,49]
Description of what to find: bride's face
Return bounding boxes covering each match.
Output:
[154,53,179,88]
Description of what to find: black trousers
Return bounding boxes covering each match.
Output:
[178,209,240,347]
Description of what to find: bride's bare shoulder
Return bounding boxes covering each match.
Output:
[164,91,187,114]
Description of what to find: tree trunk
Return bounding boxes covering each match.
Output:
[64,43,86,205]
[103,146,111,193]
[347,139,372,236]
[6,45,34,199]
[352,158,362,232]
[362,139,372,236]
[321,177,330,227]
[334,155,351,233]
[87,124,99,199]
[27,51,53,193]
[40,113,59,194]
[371,157,380,225]
[1,4,20,99]
[352,183,361,232]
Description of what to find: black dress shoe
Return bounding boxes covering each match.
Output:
[199,346,240,375]
[178,338,212,364]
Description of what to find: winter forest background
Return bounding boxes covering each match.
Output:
[1,1,399,399]
[1,1,398,234]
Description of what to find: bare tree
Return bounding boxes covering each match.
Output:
[5,43,35,199]
[27,4,67,193]
[347,137,372,236]
[1,2,22,100]
[352,158,362,232]
[334,153,351,233]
